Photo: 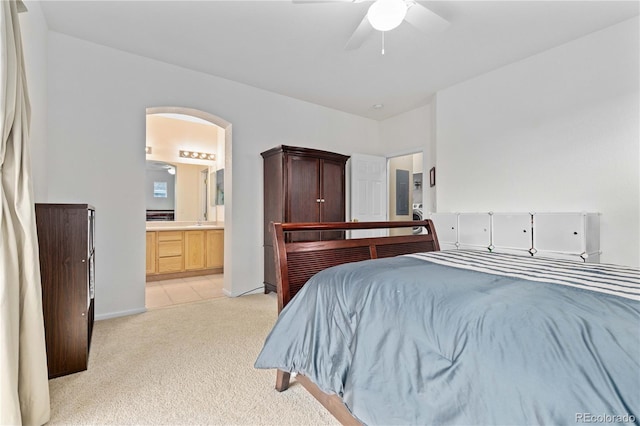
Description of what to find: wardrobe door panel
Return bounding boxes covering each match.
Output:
[320,160,345,222]
[320,159,346,240]
[287,155,321,241]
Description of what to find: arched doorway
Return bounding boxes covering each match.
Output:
[145,106,233,306]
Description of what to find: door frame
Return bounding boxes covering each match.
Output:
[145,106,233,295]
[384,147,428,216]
[348,147,428,236]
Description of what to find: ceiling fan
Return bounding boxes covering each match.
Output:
[293,0,450,50]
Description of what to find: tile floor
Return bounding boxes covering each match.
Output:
[145,274,225,309]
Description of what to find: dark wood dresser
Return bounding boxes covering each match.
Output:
[261,145,349,293]
[35,203,95,378]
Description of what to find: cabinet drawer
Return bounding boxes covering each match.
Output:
[158,231,183,242]
[158,240,182,257]
[158,256,183,273]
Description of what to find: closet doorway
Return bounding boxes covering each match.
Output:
[387,151,424,236]
[143,107,232,309]
[350,149,426,237]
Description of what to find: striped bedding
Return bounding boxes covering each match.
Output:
[407,250,640,301]
[256,250,640,425]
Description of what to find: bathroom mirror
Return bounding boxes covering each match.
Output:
[145,112,224,222]
[145,160,213,222]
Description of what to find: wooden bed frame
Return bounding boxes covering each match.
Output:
[269,220,440,424]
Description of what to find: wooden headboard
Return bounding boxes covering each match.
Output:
[270,220,440,313]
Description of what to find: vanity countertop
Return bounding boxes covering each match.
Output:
[146,221,224,231]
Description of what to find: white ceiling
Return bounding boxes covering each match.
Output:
[38,0,639,120]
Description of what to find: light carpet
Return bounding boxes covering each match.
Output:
[47,294,339,425]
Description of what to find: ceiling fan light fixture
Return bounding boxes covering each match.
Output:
[367,0,407,32]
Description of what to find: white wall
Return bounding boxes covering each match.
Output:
[379,103,435,211]
[44,32,381,318]
[19,1,48,202]
[435,17,640,266]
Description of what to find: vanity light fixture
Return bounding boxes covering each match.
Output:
[179,150,216,161]
[145,146,152,154]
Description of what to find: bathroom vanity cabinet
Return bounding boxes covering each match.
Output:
[146,228,223,281]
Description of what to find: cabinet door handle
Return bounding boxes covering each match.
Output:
[316,199,322,203]
[320,199,325,203]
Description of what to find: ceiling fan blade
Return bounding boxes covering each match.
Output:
[404,2,450,33]
[345,15,373,50]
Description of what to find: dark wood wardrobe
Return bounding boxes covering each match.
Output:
[35,203,95,378]
[261,145,349,293]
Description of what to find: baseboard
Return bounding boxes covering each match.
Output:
[146,267,223,282]
[223,287,263,297]
[95,307,147,321]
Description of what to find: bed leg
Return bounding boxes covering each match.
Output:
[275,369,290,392]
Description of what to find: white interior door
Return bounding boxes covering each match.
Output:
[350,153,387,238]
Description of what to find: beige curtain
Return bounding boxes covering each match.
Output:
[0,1,51,425]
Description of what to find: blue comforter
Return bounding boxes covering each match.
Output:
[255,251,640,425]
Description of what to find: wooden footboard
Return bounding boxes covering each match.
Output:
[295,373,362,426]
[270,220,440,398]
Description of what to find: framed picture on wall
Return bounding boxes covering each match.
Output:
[430,167,436,187]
